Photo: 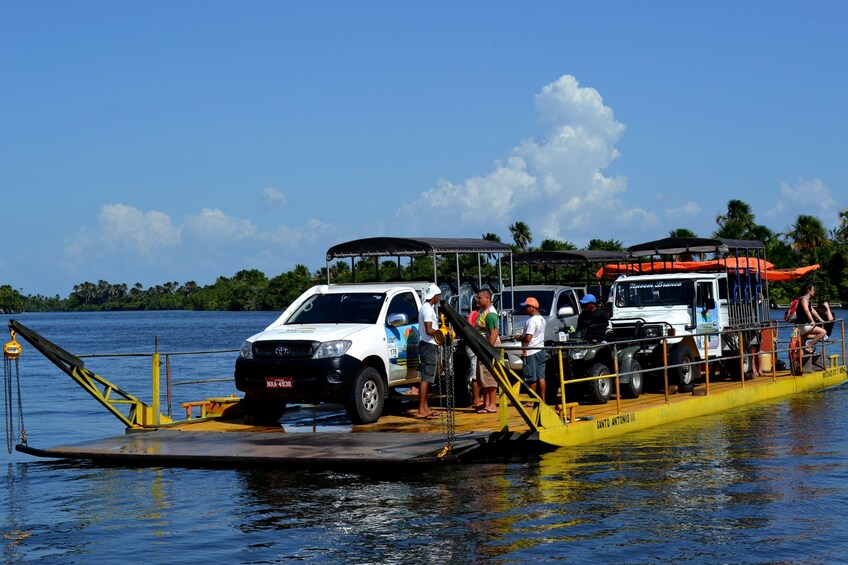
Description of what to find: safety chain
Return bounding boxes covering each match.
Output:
[437,342,456,447]
[4,330,25,453]
[4,356,12,453]
[4,356,25,452]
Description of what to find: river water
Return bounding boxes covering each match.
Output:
[2,310,847,563]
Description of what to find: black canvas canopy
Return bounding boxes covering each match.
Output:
[627,237,765,257]
[513,249,628,265]
[326,237,512,260]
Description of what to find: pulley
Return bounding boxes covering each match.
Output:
[4,331,22,360]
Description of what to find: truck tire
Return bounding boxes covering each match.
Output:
[670,344,697,392]
[345,366,385,424]
[619,360,643,399]
[243,392,286,426]
[585,363,613,404]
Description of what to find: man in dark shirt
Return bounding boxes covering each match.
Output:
[577,294,610,342]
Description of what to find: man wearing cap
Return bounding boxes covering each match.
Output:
[577,293,611,343]
[517,297,546,404]
[416,283,442,419]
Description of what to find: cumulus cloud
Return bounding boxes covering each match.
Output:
[98,204,181,253]
[399,74,655,243]
[259,186,287,209]
[183,208,259,242]
[665,201,702,218]
[764,179,838,226]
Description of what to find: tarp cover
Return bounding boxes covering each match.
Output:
[326,237,512,260]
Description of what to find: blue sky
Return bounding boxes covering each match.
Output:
[2,2,846,296]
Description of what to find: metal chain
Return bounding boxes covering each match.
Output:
[438,342,456,446]
[4,357,13,453]
[3,357,25,452]
[15,358,25,446]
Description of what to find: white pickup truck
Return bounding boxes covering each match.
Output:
[234,282,431,424]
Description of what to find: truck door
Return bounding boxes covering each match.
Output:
[385,291,421,382]
[696,280,721,357]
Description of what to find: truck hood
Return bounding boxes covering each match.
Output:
[248,324,369,343]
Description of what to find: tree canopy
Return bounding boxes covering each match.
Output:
[3,201,846,313]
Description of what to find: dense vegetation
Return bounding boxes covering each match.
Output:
[2,200,846,313]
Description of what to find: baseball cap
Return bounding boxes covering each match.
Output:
[579,293,597,304]
[519,297,540,309]
[423,284,442,300]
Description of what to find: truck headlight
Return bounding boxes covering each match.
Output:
[240,341,254,359]
[644,326,662,338]
[313,340,352,359]
[571,349,587,360]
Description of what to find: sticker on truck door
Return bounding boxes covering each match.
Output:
[386,324,420,381]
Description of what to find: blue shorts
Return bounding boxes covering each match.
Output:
[522,350,546,383]
[418,341,438,383]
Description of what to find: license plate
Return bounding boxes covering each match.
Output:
[265,377,293,389]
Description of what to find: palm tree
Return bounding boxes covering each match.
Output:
[785,214,830,266]
[835,209,848,243]
[715,199,755,239]
[669,228,697,238]
[508,221,532,252]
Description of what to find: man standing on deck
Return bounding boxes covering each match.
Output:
[517,297,546,406]
[416,284,441,419]
[475,289,500,413]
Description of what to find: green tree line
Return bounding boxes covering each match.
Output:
[2,200,846,313]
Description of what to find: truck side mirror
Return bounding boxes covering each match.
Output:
[557,306,575,318]
[386,313,409,327]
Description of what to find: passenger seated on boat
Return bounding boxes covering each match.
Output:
[795,284,827,353]
[577,294,611,343]
[815,300,835,340]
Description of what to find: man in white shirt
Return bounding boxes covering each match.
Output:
[517,297,546,405]
[416,284,441,419]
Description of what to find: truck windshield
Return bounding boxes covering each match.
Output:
[501,290,555,313]
[615,279,694,308]
[288,293,386,324]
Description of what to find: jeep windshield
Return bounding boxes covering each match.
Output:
[287,292,386,324]
[615,279,694,308]
[501,290,555,313]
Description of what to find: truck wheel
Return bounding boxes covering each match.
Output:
[585,363,612,404]
[345,366,385,424]
[243,392,286,426]
[620,360,643,399]
[670,345,697,392]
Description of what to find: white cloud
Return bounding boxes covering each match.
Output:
[98,204,181,253]
[765,178,837,221]
[259,186,287,209]
[183,208,258,242]
[665,201,702,218]
[398,74,653,244]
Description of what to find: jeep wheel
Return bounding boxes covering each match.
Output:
[620,360,643,399]
[243,392,286,426]
[670,344,697,392]
[345,366,385,424]
[585,363,613,404]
